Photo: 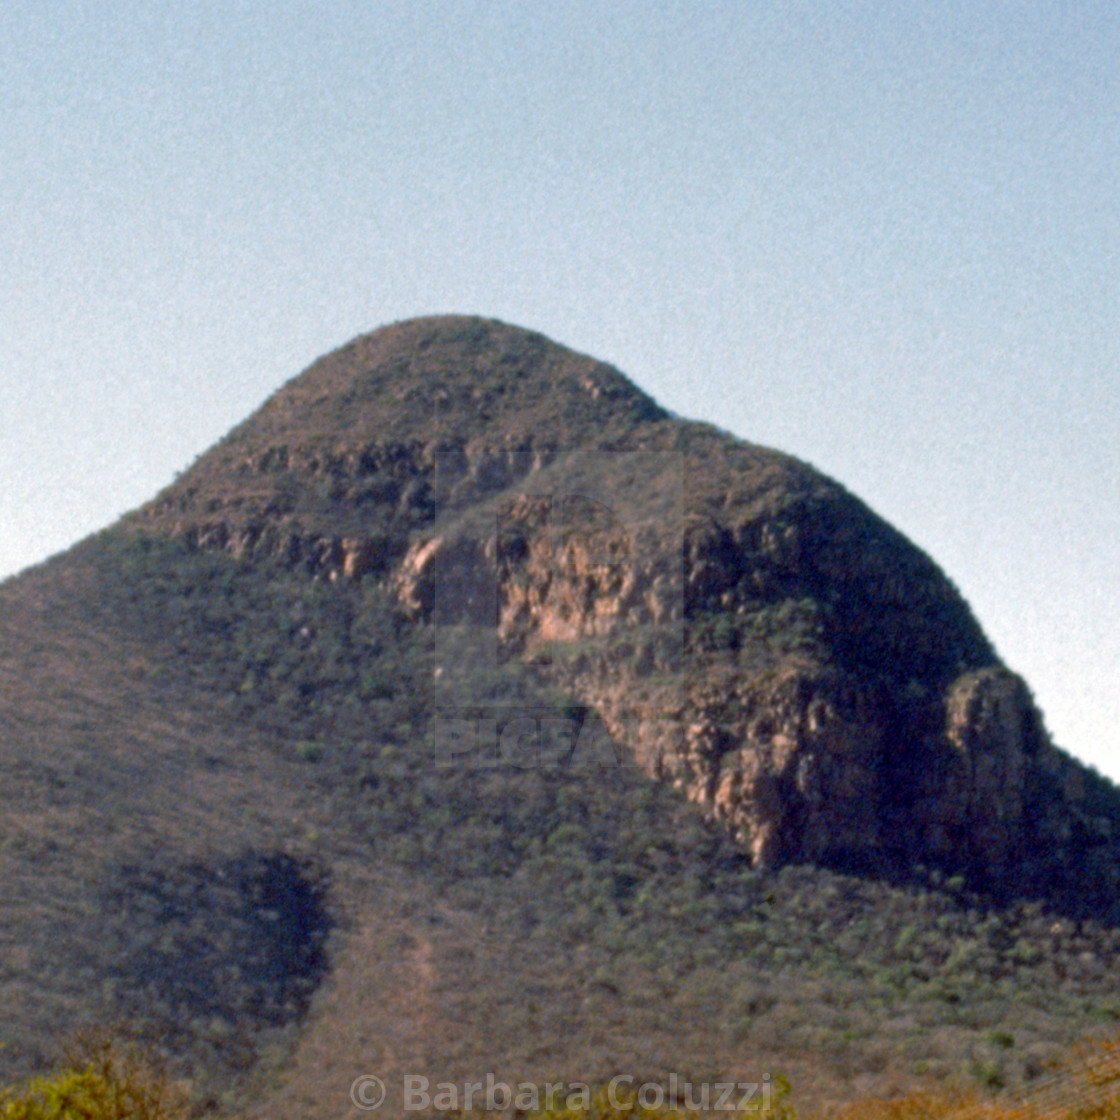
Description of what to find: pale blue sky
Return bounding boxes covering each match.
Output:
[2,1,1117,780]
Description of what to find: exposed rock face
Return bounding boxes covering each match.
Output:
[128,315,1092,888]
[179,521,395,581]
[936,668,1039,868]
[389,482,1065,885]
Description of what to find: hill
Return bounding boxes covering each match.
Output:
[1,315,1118,1116]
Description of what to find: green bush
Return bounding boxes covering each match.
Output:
[0,1034,187,1120]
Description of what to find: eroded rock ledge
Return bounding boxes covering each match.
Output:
[393,492,1087,888]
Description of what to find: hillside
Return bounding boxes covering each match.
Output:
[1,315,1119,1117]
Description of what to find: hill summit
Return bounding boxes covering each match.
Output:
[125,315,1108,893]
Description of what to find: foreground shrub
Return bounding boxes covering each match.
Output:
[0,1033,187,1120]
[831,1034,1120,1120]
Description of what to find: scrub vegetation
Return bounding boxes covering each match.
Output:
[1,318,1118,1119]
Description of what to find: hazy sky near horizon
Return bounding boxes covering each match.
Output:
[2,2,1118,780]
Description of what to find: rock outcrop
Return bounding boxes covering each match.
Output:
[389,468,1067,886]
